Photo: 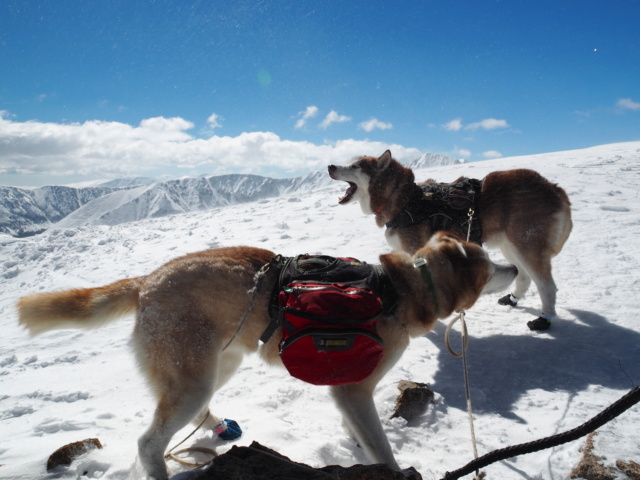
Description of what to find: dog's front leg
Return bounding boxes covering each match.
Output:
[330,383,400,470]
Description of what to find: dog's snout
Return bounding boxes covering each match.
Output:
[481,262,519,295]
[328,165,336,173]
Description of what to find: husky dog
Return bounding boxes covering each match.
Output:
[328,150,572,331]
[17,232,516,480]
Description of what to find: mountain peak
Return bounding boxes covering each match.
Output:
[407,152,465,169]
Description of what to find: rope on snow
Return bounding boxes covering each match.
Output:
[441,385,640,480]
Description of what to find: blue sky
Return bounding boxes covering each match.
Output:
[1,0,639,187]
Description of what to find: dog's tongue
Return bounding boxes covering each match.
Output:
[338,182,357,204]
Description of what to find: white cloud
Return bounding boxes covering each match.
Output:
[483,150,503,159]
[294,105,319,129]
[616,98,640,111]
[0,114,423,183]
[319,110,351,129]
[443,117,510,132]
[453,147,471,158]
[466,118,510,131]
[443,118,463,131]
[207,113,222,129]
[358,118,393,132]
[139,116,194,134]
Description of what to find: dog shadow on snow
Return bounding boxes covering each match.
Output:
[424,309,640,423]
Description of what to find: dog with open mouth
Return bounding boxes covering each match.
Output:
[329,150,572,331]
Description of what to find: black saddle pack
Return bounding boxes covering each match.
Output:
[261,255,396,386]
[386,177,483,244]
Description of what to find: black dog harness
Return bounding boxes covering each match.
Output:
[385,178,483,245]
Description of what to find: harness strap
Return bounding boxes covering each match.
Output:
[164,411,218,468]
[374,264,399,315]
[413,257,439,312]
[445,311,480,476]
[165,447,218,467]
[259,255,294,344]
[223,254,284,351]
[444,212,482,477]
[385,180,483,245]
[385,184,429,229]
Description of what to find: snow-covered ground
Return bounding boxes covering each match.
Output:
[1,142,639,479]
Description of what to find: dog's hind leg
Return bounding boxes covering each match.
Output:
[533,207,572,319]
[512,267,533,301]
[526,258,558,318]
[497,241,532,305]
[138,374,216,480]
[191,347,246,439]
[516,257,558,330]
[133,312,224,479]
[499,241,559,330]
[330,383,400,470]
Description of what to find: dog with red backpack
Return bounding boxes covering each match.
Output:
[17,232,517,480]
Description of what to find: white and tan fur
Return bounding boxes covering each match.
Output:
[328,151,572,322]
[17,233,516,480]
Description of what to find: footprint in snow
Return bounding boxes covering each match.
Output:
[2,405,35,419]
[600,205,630,212]
[0,355,18,368]
[28,390,90,403]
[34,419,94,434]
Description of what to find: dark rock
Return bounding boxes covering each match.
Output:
[193,441,421,480]
[46,437,103,470]
[390,380,435,421]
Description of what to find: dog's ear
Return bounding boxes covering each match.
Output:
[378,150,393,170]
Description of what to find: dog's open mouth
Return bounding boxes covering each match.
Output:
[339,182,357,204]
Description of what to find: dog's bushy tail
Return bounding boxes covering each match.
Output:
[17,277,143,336]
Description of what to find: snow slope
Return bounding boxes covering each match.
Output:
[1,141,639,480]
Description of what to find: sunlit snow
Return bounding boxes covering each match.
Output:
[1,142,639,479]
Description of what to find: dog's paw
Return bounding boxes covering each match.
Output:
[214,419,243,441]
[527,317,551,331]
[497,294,518,307]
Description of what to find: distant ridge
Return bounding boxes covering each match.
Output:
[0,151,461,236]
[0,185,126,237]
[407,152,465,169]
[96,177,157,188]
[0,171,333,236]
[54,171,333,229]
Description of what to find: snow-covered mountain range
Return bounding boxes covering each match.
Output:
[0,171,330,236]
[0,185,122,237]
[1,153,461,237]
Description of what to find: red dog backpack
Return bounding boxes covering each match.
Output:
[262,255,395,386]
